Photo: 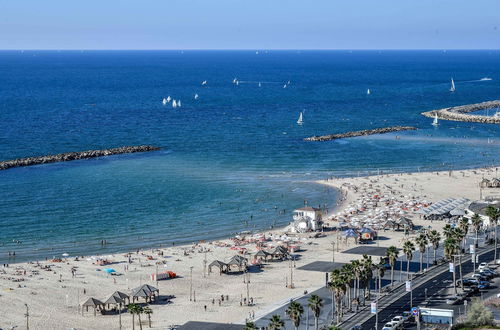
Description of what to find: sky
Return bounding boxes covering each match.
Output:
[1,0,499,50]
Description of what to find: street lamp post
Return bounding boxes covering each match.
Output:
[25,303,29,330]
[331,241,335,263]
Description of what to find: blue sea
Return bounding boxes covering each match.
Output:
[1,50,499,263]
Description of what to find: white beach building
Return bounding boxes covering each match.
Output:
[288,206,323,233]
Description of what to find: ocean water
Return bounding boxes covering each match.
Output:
[1,50,499,263]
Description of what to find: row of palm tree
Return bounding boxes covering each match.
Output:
[128,303,153,330]
[244,294,323,330]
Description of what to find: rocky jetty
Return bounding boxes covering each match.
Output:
[0,145,161,171]
[304,126,417,142]
[421,100,500,124]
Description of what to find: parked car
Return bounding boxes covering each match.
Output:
[391,316,405,328]
[478,262,489,271]
[471,273,489,281]
[480,269,497,277]
[382,321,399,330]
[464,286,480,297]
[446,296,463,305]
[458,278,479,287]
[350,325,362,330]
[478,281,491,289]
[402,311,412,321]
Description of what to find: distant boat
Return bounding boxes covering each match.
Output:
[450,78,456,92]
[258,82,261,87]
[162,98,168,105]
[297,112,303,125]
[367,89,371,95]
[233,78,238,84]
[194,94,199,100]
[172,100,177,108]
[236,81,239,86]
[287,80,291,85]
[166,96,171,102]
[480,77,492,81]
[201,80,207,86]
[178,100,182,107]
[283,84,287,88]
[432,113,439,126]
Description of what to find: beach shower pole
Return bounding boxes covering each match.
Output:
[332,242,335,263]
[189,266,193,301]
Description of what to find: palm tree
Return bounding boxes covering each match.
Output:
[386,246,399,287]
[444,237,459,295]
[376,257,386,296]
[286,301,304,330]
[361,255,373,302]
[308,294,324,330]
[471,214,483,247]
[427,230,441,265]
[268,314,285,330]
[459,216,469,235]
[486,206,500,261]
[443,224,455,240]
[403,240,415,278]
[329,269,347,324]
[340,264,354,311]
[351,259,362,309]
[128,303,142,330]
[415,233,428,272]
[453,228,466,289]
[244,321,257,330]
[143,307,153,328]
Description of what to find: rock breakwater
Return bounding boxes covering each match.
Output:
[0,145,161,171]
[421,100,500,124]
[304,126,417,142]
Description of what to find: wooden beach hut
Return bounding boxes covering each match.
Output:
[208,260,228,275]
[131,284,159,303]
[82,297,104,316]
[227,255,248,272]
[271,245,289,260]
[254,250,271,261]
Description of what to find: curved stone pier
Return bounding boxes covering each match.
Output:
[421,100,500,124]
[304,126,417,142]
[0,145,161,171]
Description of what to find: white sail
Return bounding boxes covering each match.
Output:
[258,82,261,87]
[297,112,303,125]
[178,100,182,107]
[283,84,287,88]
[172,100,177,108]
[367,89,371,95]
[162,98,167,105]
[236,81,239,86]
[201,80,207,86]
[194,94,199,100]
[450,78,456,92]
[166,96,171,102]
[233,78,238,84]
[432,113,439,126]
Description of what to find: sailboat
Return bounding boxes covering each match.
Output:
[297,112,303,125]
[194,94,199,100]
[283,84,287,88]
[201,80,207,86]
[449,78,456,92]
[178,100,182,107]
[233,78,238,84]
[166,96,171,102]
[162,98,167,105]
[172,100,177,108]
[367,89,371,95]
[432,113,439,126]
[258,82,261,87]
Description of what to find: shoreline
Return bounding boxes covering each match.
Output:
[3,164,498,267]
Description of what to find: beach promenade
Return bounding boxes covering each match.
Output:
[0,166,499,329]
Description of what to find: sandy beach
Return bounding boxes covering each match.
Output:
[1,166,499,330]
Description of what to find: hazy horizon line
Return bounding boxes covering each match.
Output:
[1,48,500,51]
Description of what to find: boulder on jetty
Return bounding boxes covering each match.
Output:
[0,145,161,171]
[421,100,500,124]
[304,126,417,142]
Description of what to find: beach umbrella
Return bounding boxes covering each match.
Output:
[104,268,116,274]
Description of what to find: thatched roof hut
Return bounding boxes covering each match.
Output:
[82,297,104,315]
[208,260,228,275]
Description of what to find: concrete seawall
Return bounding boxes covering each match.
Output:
[421,100,500,124]
[0,145,161,171]
[304,126,417,142]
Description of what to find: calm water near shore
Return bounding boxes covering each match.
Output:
[1,50,499,263]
